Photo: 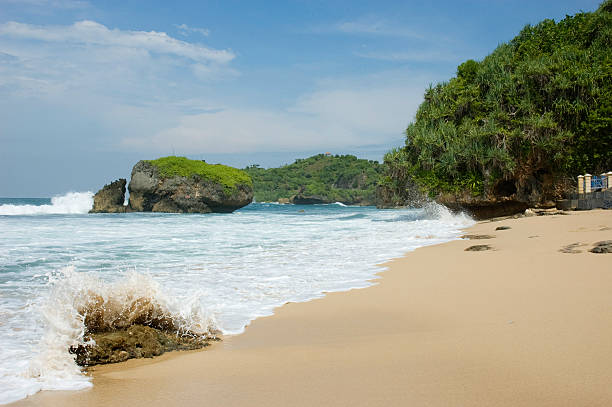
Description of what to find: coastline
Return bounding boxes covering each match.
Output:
[12,209,612,407]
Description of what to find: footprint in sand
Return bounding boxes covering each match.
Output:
[461,234,495,240]
[559,242,587,254]
[465,244,493,251]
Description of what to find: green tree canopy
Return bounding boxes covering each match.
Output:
[380,1,612,206]
[245,154,383,205]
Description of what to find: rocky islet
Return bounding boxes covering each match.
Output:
[91,157,253,214]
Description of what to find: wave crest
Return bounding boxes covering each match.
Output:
[0,192,94,216]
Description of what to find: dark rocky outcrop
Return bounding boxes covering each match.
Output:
[288,186,374,205]
[590,241,612,254]
[377,174,571,218]
[291,194,328,205]
[438,196,529,220]
[90,179,127,213]
[69,325,216,366]
[433,175,570,219]
[128,160,252,213]
[289,186,329,205]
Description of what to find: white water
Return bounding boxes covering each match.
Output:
[0,193,473,404]
[0,192,93,216]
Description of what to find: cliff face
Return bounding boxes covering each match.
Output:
[127,160,253,213]
[90,179,127,213]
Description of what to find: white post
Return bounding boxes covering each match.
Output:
[578,175,584,194]
[607,172,612,190]
[585,174,592,194]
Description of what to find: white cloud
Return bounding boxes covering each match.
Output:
[0,20,233,63]
[0,20,236,107]
[175,23,210,37]
[122,74,428,154]
[0,19,240,155]
[0,20,432,158]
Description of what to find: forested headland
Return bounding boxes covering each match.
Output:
[378,1,611,216]
[245,154,383,205]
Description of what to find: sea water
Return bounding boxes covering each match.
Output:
[0,193,473,404]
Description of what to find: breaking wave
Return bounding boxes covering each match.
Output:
[0,192,94,216]
[0,267,216,405]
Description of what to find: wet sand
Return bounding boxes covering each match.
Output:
[13,209,612,407]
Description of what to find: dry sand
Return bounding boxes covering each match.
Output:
[13,209,612,407]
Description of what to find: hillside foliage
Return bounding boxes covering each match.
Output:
[245,154,383,204]
[380,1,612,206]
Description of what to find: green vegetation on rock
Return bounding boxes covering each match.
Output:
[146,156,252,192]
[245,154,383,205]
[380,1,612,206]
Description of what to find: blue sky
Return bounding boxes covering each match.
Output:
[0,0,602,196]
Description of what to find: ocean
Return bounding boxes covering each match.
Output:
[0,193,473,404]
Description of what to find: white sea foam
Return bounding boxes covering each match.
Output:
[0,201,473,404]
[0,192,93,215]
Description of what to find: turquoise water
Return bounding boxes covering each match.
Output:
[0,193,473,404]
[0,198,51,205]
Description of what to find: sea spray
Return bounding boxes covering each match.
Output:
[0,192,93,216]
[4,267,217,404]
[27,267,92,392]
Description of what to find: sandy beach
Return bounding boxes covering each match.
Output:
[13,209,612,407]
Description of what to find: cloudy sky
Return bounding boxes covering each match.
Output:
[0,0,601,196]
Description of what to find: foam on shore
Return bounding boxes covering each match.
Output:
[0,201,473,404]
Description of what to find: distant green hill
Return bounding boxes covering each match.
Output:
[379,1,612,212]
[245,154,383,205]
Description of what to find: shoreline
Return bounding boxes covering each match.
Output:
[12,209,612,407]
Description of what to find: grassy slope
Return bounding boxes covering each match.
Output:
[146,156,252,192]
